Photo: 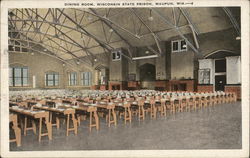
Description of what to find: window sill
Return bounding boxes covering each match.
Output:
[9,86,32,88]
[66,86,91,88]
[44,86,60,89]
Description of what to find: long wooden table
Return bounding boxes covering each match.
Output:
[95,101,117,127]
[9,106,52,142]
[33,105,78,136]
[73,103,100,131]
[9,114,21,146]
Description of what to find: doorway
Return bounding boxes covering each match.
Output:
[139,63,156,89]
[215,75,226,91]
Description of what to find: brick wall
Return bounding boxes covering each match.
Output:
[197,85,214,92]
[168,80,196,92]
[109,81,127,90]
[100,85,108,91]
[155,80,168,91]
[225,85,241,100]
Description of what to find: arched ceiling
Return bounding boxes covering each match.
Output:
[8,7,240,66]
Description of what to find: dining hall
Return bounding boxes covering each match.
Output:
[5,7,242,151]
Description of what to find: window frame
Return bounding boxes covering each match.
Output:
[81,72,92,86]
[171,39,188,53]
[45,72,59,87]
[68,72,77,86]
[9,67,29,87]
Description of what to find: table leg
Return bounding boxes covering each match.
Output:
[45,116,52,140]
[39,118,42,142]
[128,108,132,123]
[94,112,99,130]
[108,109,111,127]
[24,117,27,136]
[66,114,70,136]
[112,108,117,126]
[32,120,36,134]
[56,117,60,129]
[89,112,92,132]
[71,114,78,135]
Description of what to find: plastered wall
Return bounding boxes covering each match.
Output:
[170,28,240,80]
[9,52,95,90]
[226,56,241,84]
[9,52,65,90]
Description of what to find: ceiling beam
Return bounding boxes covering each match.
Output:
[89,8,134,59]
[8,38,91,69]
[57,8,114,52]
[222,7,240,36]
[10,37,68,54]
[129,8,162,55]
[151,8,199,54]
[12,8,100,46]
[178,8,200,49]
[18,9,96,63]
[178,8,200,35]
[89,8,133,48]
[79,9,141,39]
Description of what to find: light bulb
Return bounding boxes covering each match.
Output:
[148,16,153,21]
[109,29,113,33]
[236,36,241,40]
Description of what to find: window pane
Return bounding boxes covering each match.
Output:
[84,80,88,86]
[54,81,59,86]
[9,45,14,51]
[9,68,13,78]
[9,77,13,86]
[46,73,59,86]
[22,68,28,77]
[22,47,28,52]
[215,59,226,73]
[48,80,54,86]
[48,74,54,80]
[14,68,22,77]
[15,47,20,51]
[180,40,187,50]
[74,73,77,80]
[54,74,59,80]
[14,78,22,86]
[82,73,84,80]
[23,78,28,86]
[172,41,178,51]
[89,73,92,85]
